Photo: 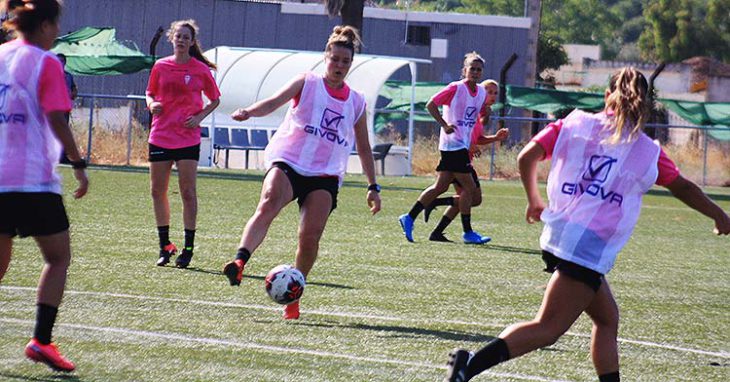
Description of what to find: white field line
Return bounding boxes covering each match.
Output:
[0,318,570,382]
[2,285,728,359]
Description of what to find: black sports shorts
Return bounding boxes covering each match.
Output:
[269,162,339,212]
[148,143,200,162]
[0,192,69,238]
[542,250,604,292]
[436,149,472,173]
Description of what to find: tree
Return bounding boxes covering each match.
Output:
[537,31,569,77]
[639,0,730,62]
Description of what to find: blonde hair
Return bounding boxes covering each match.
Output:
[481,79,498,88]
[605,67,649,144]
[167,19,216,70]
[325,25,362,55]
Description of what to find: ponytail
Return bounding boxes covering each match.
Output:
[325,25,362,55]
[605,67,649,144]
[167,19,217,70]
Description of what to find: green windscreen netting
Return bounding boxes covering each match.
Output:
[52,27,155,75]
[377,80,730,140]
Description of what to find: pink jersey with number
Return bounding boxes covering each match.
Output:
[432,81,486,151]
[539,110,660,274]
[146,56,220,149]
[264,72,365,184]
[0,39,72,194]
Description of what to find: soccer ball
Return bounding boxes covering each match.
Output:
[264,264,305,305]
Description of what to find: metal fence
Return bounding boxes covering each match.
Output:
[72,95,729,186]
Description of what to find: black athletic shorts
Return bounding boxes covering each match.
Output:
[542,250,604,292]
[452,167,481,189]
[0,193,69,238]
[436,149,472,173]
[270,162,339,211]
[148,143,200,162]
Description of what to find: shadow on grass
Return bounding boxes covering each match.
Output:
[290,321,496,343]
[173,267,353,289]
[485,244,541,256]
[0,372,82,382]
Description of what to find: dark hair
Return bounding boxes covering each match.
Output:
[167,19,216,70]
[325,25,362,56]
[605,67,649,143]
[1,0,61,35]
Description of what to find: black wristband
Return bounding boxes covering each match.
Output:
[70,159,87,170]
[367,183,381,193]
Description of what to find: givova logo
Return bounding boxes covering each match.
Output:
[561,155,624,206]
[456,106,477,128]
[303,108,349,147]
[0,83,27,124]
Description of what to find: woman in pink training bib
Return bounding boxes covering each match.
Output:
[223,25,382,320]
[444,67,730,382]
[0,0,88,372]
[398,52,492,244]
[145,19,220,268]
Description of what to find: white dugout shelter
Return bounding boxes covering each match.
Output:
[201,46,430,175]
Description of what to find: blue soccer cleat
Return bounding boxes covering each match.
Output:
[463,231,491,245]
[398,214,415,242]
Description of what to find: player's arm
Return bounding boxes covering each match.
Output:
[665,175,730,235]
[353,112,381,215]
[231,74,305,121]
[517,141,545,224]
[47,111,88,199]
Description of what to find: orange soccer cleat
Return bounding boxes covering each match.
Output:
[25,338,75,372]
[223,259,245,286]
[283,300,300,320]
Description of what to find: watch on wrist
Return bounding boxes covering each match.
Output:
[367,183,381,193]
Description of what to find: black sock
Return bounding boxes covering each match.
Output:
[432,196,455,207]
[235,248,252,263]
[408,201,425,220]
[432,216,453,235]
[465,338,510,379]
[33,304,58,345]
[157,225,170,249]
[184,229,196,252]
[461,214,473,233]
[599,371,620,382]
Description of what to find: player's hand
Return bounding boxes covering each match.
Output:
[495,128,509,141]
[525,198,545,224]
[367,191,381,215]
[231,108,250,122]
[470,148,482,158]
[443,124,456,134]
[184,114,203,128]
[148,101,163,115]
[714,211,730,235]
[73,169,89,199]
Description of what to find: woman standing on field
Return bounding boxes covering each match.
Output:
[146,19,220,268]
[0,0,88,372]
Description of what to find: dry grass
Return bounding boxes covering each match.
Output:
[409,136,730,186]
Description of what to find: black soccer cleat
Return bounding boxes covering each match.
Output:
[175,249,193,268]
[429,232,453,242]
[156,243,177,266]
[444,348,471,382]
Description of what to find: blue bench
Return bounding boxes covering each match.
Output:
[213,128,270,169]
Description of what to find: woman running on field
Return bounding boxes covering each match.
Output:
[222,25,381,320]
[398,52,492,245]
[444,67,730,382]
[0,0,89,372]
[145,19,221,268]
[425,79,509,242]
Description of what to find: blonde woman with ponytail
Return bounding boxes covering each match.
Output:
[444,67,730,382]
[224,25,381,320]
[145,19,221,269]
